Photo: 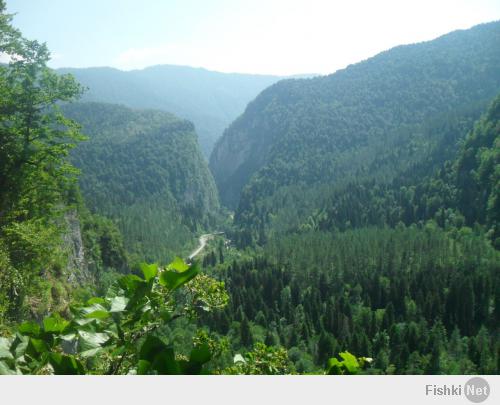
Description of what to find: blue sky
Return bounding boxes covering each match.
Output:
[6,0,500,75]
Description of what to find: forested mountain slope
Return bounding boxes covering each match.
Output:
[57,65,285,157]
[210,21,500,221]
[63,102,219,262]
[313,93,500,247]
[201,97,500,373]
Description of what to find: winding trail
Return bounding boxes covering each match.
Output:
[188,232,224,261]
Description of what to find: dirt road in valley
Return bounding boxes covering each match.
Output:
[188,233,221,260]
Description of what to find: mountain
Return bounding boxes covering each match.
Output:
[200,92,500,375]
[63,102,219,262]
[308,92,500,245]
[210,21,500,232]
[57,65,287,157]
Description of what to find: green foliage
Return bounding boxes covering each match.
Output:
[160,259,199,291]
[0,14,84,220]
[204,74,500,376]
[62,102,220,263]
[292,93,500,251]
[0,1,85,322]
[80,208,128,275]
[326,352,372,375]
[0,258,227,375]
[1,2,498,377]
[205,226,500,374]
[225,343,294,375]
[456,95,500,247]
[184,273,229,314]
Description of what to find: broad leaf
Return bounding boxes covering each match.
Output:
[139,336,180,375]
[159,310,172,322]
[139,336,167,362]
[79,347,103,358]
[29,338,48,354]
[13,334,29,359]
[18,321,40,336]
[86,297,106,305]
[118,274,146,293]
[125,281,152,310]
[326,357,343,375]
[85,310,110,320]
[339,351,360,374]
[110,296,128,313]
[0,338,13,360]
[0,361,19,375]
[151,349,179,375]
[189,344,211,365]
[83,303,110,319]
[137,359,151,375]
[168,257,189,272]
[78,331,109,352]
[140,262,158,282]
[43,315,69,333]
[160,262,199,291]
[49,353,84,375]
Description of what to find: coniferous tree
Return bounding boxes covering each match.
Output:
[240,316,253,348]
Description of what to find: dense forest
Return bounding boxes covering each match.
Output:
[63,102,219,263]
[207,22,500,374]
[0,0,499,376]
[203,226,499,374]
[197,94,500,373]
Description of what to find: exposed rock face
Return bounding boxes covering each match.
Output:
[62,210,93,285]
[209,109,274,209]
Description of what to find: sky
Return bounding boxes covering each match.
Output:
[6,0,500,76]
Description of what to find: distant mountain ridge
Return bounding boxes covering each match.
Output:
[57,65,289,157]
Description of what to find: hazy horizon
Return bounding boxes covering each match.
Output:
[6,0,500,76]
[57,63,310,77]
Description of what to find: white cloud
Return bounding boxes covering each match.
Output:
[113,0,500,75]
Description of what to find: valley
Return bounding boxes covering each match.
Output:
[57,65,288,158]
[0,1,499,376]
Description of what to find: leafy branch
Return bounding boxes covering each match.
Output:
[0,258,228,375]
